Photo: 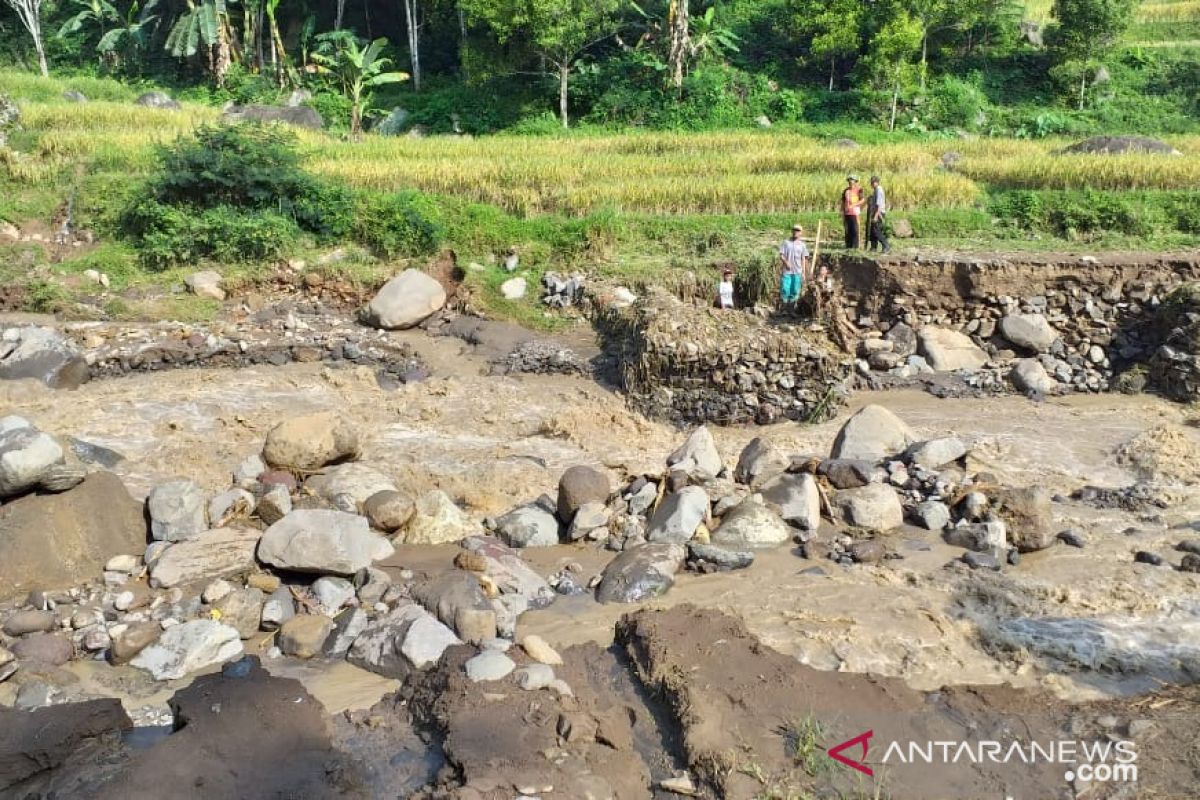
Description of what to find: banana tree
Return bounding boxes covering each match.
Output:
[97,0,160,69]
[165,0,235,85]
[58,0,119,41]
[312,36,409,136]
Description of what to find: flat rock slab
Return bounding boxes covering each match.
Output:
[149,527,261,589]
[0,698,131,791]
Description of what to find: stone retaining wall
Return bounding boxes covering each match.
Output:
[827,251,1200,396]
[596,289,851,425]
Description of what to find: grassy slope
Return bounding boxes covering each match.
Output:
[0,52,1197,327]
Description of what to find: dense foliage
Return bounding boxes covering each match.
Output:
[119,124,443,267]
[0,0,1193,135]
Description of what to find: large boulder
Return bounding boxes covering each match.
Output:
[184,270,225,301]
[262,412,359,472]
[835,484,904,531]
[733,437,787,487]
[556,465,610,523]
[710,496,791,548]
[759,472,821,530]
[595,543,686,604]
[221,103,323,129]
[130,619,243,680]
[347,603,462,679]
[0,327,89,390]
[1011,359,1058,394]
[134,91,181,110]
[0,419,66,498]
[904,437,968,470]
[918,327,988,372]
[147,480,208,542]
[647,486,709,544]
[0,471,145,601]
[667,426,722,478]
[402,490,477,545]
[304,463,397,508]
[830,405,916,462]
[257,510,394,575]
[363,270,447,330]
[148,527,261,589]
[411,572,497,644]
[993,486,1055,552]
[1057,136,1182,157]
[999,314,1057,353]
[494,503,560,548]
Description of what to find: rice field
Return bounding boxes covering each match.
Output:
[2,74,1198,219]
[1138,0,1200,22]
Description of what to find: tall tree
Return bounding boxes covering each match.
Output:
[3,0,49,76]
[1048,0,1135,109]
[312,36,409,135]
[403,0,422,91]
[464,0,623,127]
[863,8,922,131]
[793,0,862,90]
[667,0,688,88]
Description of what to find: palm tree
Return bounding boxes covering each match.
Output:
[312,37,408,137]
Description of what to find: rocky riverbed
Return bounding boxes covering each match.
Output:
[3,284,1200,798]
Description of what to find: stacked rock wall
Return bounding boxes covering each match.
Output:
[828,252,1200,395]
[597,290,852,425]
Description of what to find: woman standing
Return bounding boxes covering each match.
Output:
[841,175,864,249]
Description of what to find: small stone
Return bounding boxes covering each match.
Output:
[247,572,282,593]
[202,579,233,604]
[962,551,1002,571]
[1057,530,1086,548]
[278,615,335,659]
[208,488,255,525]
[520,634,563,665]
[363,490,415,532]
[465,650,516,682]
[110,621,162,664]
[11,633,74,666]
[104,554,140,574]
[261,587,295,630]
[311,576,355,614]
[1180,554,1200,573]
[515,663,556,690]
[1134,551,1164,566]
[915,500,950,531]
[257,484,292,525]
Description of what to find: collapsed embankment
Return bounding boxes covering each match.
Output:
[599,251,1200,425]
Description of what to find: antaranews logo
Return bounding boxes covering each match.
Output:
[826,730,1138,785]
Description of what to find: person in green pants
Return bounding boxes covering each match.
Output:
[778,224,809,309]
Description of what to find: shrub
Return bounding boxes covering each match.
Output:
[925,76,989,132]
[289,181,356,241]
[149,123,309,208]
[355,191,445,258]
[122,198,297,269]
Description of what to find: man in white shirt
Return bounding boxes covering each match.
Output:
[778,224,809,307]
[717,268,735,309]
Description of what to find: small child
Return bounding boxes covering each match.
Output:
[717,268,735,309]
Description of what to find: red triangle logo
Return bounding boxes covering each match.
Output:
[827,730,874,777]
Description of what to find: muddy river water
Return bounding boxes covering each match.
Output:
[5,326,1200,716]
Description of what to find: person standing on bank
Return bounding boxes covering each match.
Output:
[778,224,809,308]
[717,267,735,309]
[841,175,864,249]
[867,175,890,253]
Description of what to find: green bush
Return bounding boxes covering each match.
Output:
[989,191,1043,229]
[356,191,446,258]
[119,122,355,266]
[123,198,297,268]
[925,75,989,132]
[290,181,356,241]
[306,90,354,132]
[149,124,310,208]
